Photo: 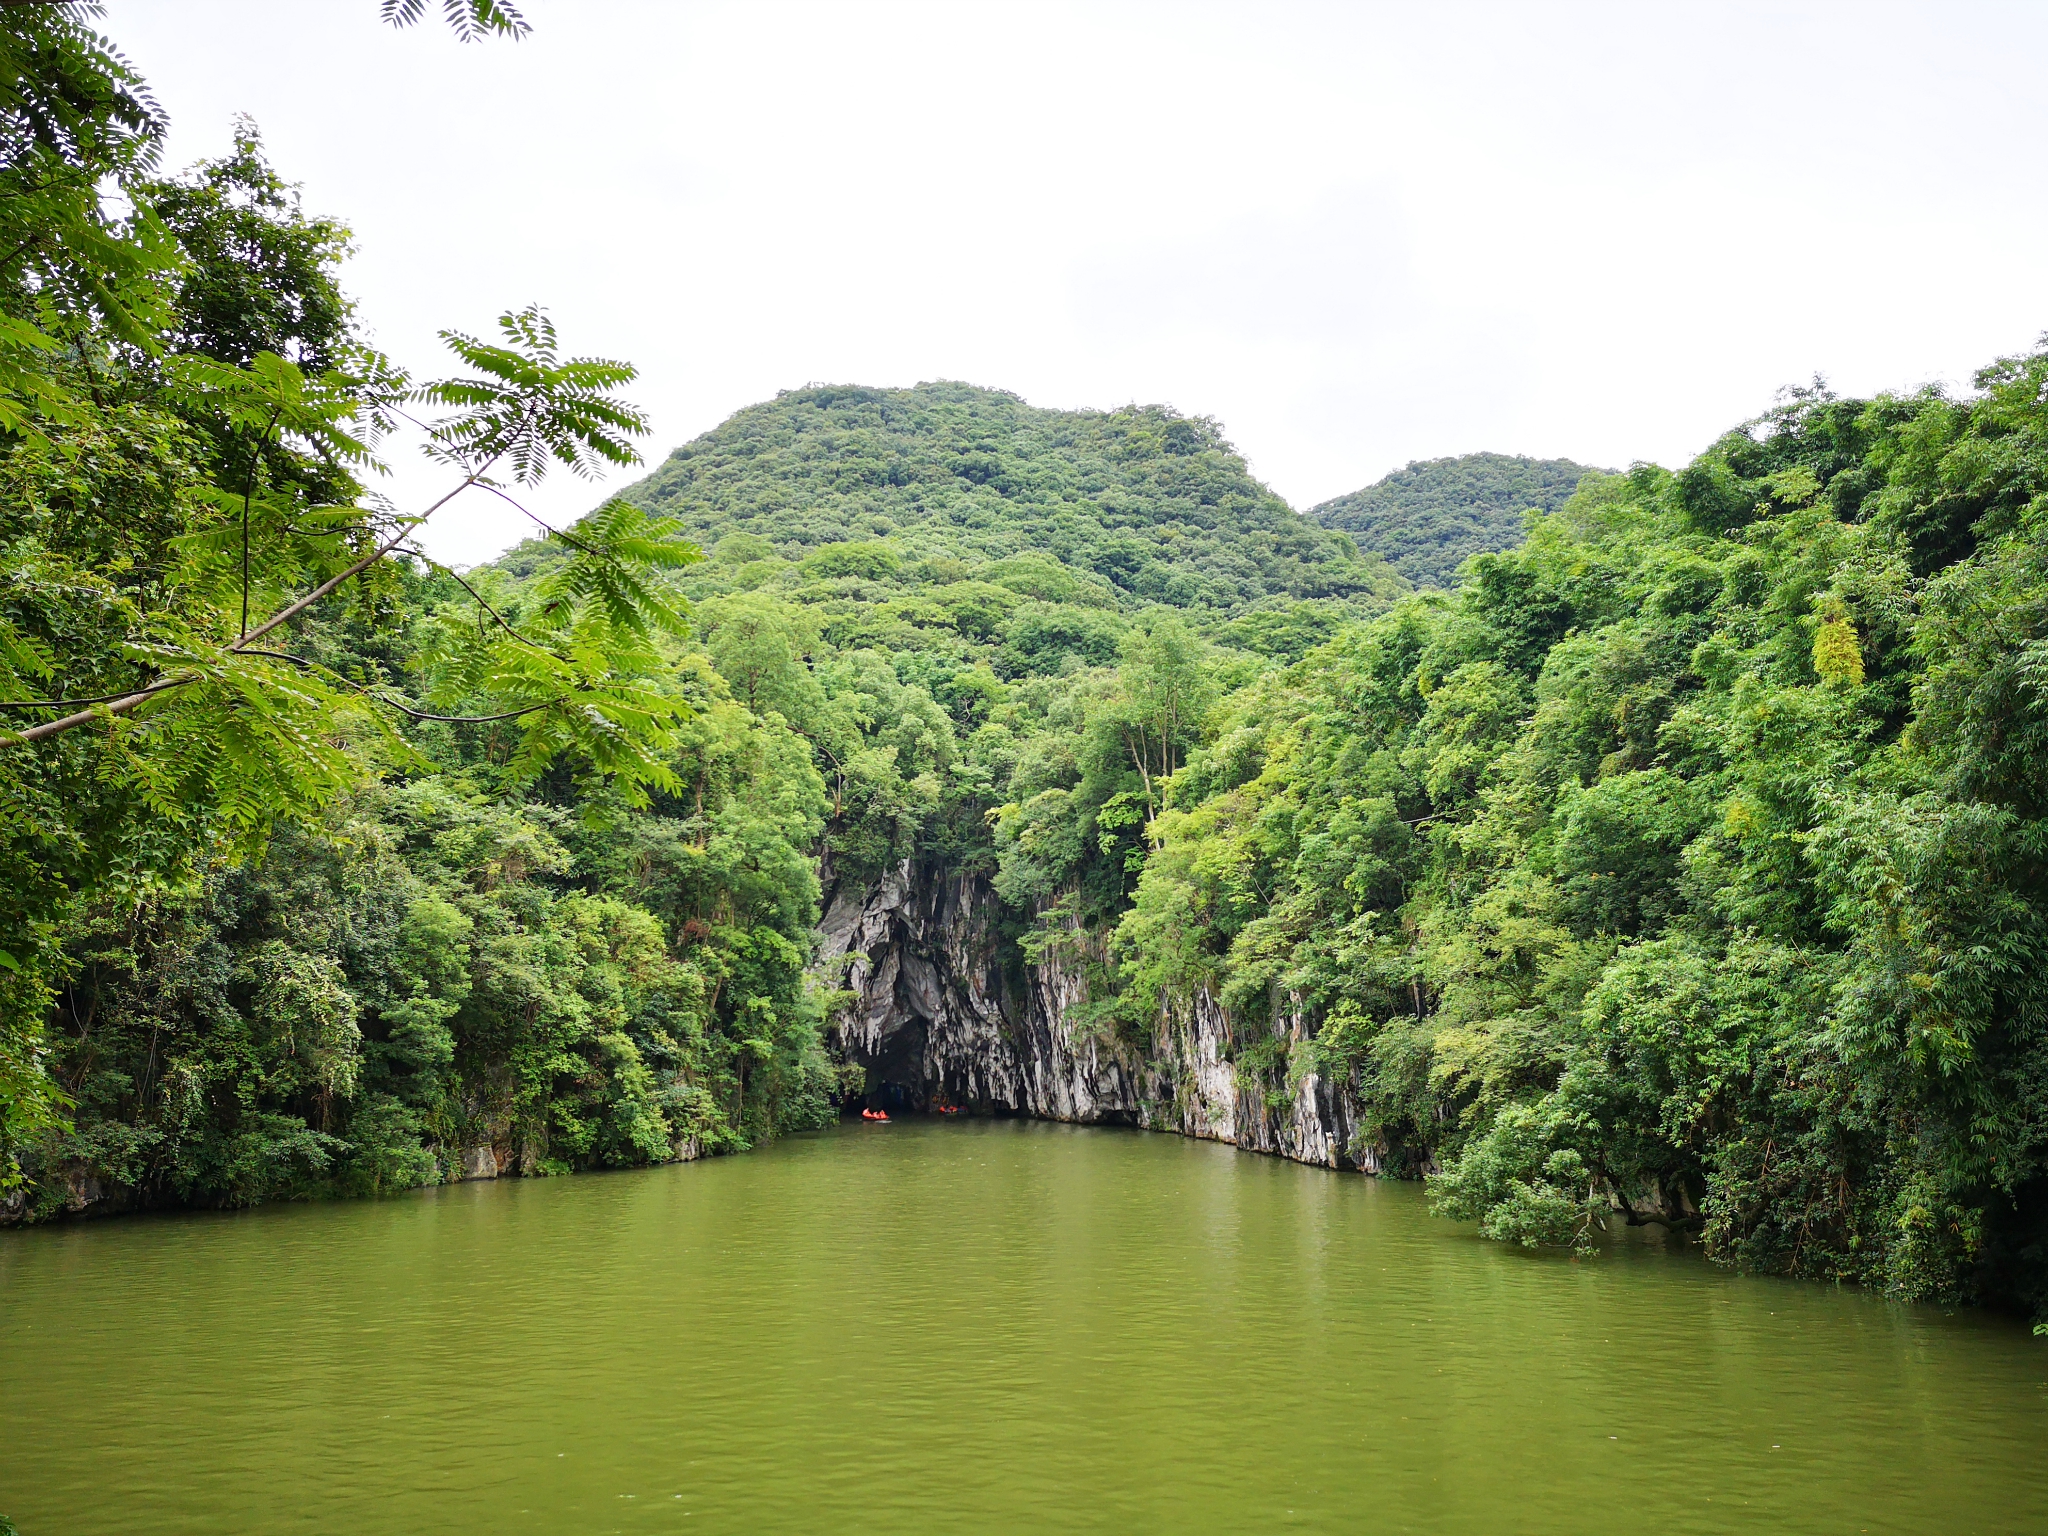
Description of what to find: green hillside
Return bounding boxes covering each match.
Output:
[620,381,1405,615]
[1311,452,1599,587]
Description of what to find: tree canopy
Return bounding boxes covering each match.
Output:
[0,3,743,1181]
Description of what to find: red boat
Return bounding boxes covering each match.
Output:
[860,1108,890,1122]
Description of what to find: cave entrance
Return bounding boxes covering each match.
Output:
[844,1014,1009,1118]
[860,1015,926,1114]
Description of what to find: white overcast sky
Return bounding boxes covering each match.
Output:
[112,0,2048,566]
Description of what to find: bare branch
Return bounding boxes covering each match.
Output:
[398,542,559,657]
[0,687,151,710]
[476,480,605,560]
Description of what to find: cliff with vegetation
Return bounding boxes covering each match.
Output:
[817,857,1364,1168]
[785,366,2048,1327]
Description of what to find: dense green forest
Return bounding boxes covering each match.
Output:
[0,1,843,1207]
[1138,382,2048,1323]
[4,3,2048,1335]
[1312,452,1597,587]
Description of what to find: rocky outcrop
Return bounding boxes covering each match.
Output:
[819,860,1379,1171]
[0,1165,141,1225]
[443,1130,700,1184]
[456,1144,507,1182]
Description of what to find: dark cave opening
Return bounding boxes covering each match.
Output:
[838,1013,1018,1118]
[846,1074,1019,1118]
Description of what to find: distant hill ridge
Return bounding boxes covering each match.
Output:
[617,380,1406,616]
[1310,452,1601,588]
[600,384,1594,613]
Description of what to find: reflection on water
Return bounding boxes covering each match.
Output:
[3,1119,2045,1534]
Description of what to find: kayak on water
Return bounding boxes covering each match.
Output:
[860,1108,890,1122]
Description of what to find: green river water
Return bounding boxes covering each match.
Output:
[2,1119,2045,1534]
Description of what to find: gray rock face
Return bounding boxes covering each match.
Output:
[445,1132,700,1184]
[0,1165,138,1224]
[819,861,1378,1171]
[457,1144,503,1182]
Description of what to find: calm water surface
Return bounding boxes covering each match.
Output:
[3,1120,2045,1534]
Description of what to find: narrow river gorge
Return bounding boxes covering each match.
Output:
[4,1120,2044,1535]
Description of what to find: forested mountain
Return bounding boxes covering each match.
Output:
[620,382,1404,611]
[1311,452,1598,587]
[5,5,2048,1337]
[7,364,1404,1214]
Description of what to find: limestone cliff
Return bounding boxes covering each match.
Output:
[818,860,1381,1172]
